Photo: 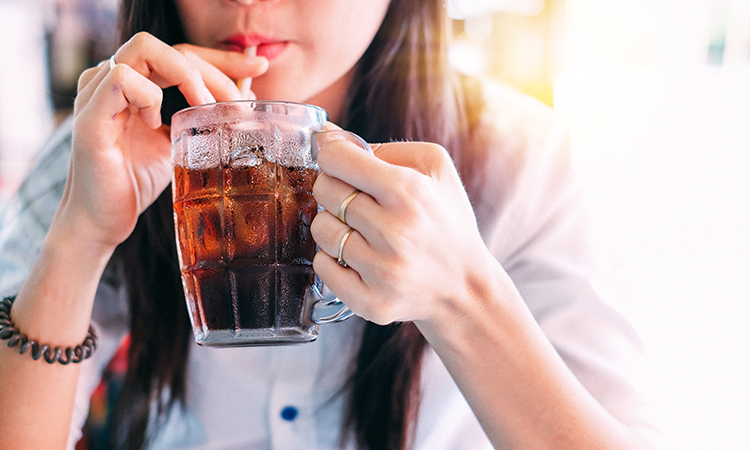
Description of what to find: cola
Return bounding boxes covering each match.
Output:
[173,160,319,344]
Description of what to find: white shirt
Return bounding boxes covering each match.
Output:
[0,83,660,449]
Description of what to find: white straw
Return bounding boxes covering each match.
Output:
[237,46,257,100]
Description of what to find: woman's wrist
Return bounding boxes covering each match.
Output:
[50,195,133,256]
[11,213,116,346]
[415,247,521,344]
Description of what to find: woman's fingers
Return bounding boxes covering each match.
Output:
[311,136,483,325]
[75,34,208,128]
[77,33,271,126]
[174,48,239,102]
[314,137,448,209]
[64,32,274,248]
[314,139,454,234]
[174,44,268,101]
[99,63,164,129]
[311,213,400,325]
[313,172,378,231]
[74,32,272,134]
[175,43,269,80]
[312,208,373,270]
[77,59,110,95]
[113,32,214,106]
[76,55,133,110]
[74,57,164,130]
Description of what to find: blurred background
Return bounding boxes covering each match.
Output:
[0,0,748,448]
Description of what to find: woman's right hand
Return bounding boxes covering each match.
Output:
[0,32,269,449]
[62,32,268,251]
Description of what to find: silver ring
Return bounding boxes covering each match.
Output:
[337,189,360,225]
[108,55,116,70]
[337,228,355,268]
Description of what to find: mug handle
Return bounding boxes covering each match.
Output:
[310,129,373,325]
[311,284,355,323]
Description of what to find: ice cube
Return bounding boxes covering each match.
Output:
[182,197,225,265]
[225,194,273,263]
[228,129,270,167]
[187,126,221,169]
[277,130,313,168]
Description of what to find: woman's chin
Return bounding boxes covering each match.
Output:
[249,80,301,103]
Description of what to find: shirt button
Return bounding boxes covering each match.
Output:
[280,406,299,421]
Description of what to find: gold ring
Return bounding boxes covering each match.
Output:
[337,189,361,225]
[337,228,355,268]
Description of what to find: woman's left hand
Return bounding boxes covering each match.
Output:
[312,133,653,450]
[311,131,495,326]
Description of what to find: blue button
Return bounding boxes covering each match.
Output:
[280,406,299,421]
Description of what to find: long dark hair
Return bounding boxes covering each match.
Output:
[110,1,484,449]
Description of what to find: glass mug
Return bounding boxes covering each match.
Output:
[171,101,364,346]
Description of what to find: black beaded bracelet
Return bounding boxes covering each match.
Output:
[0,295,97,365]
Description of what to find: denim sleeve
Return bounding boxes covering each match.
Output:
[0,117,72,296]
[0,117,131,449]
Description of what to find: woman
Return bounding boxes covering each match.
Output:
[0,0,660,449]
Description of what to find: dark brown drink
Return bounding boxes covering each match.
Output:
[171,101,351,346]
[173,160,320,345]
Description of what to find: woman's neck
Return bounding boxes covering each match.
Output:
[306,66,356,124]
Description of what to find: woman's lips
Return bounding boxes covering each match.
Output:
[254,42,287,60]
[225,35,288,60]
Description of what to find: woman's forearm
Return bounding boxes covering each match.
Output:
[415,252,650,450]
[0,215,115,449]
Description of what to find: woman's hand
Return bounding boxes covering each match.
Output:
[1,32,266,449]
[311,133,654,450]
[61,32,268,251]
[311,132,496,326]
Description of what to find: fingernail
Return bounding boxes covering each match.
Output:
[202,86,216,105]
[311,130,346,161]
[315,130,347,145]
[323,121,343,131]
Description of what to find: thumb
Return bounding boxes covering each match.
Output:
[370,142,454,179]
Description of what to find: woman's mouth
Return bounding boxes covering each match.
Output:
[225,34,288,60]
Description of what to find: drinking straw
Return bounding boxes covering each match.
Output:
[236,46,257,100]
